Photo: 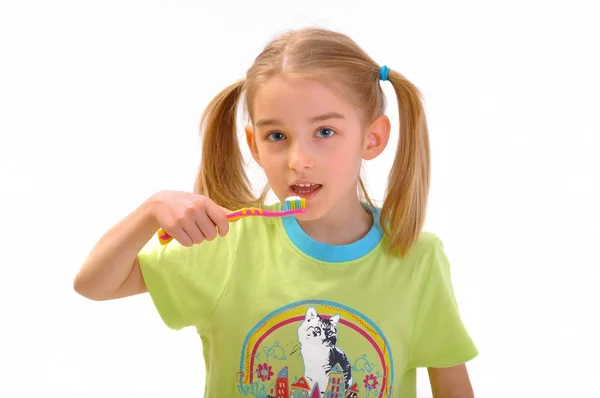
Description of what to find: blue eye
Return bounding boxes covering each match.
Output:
[316,128,335,138]
[267,131,286,141]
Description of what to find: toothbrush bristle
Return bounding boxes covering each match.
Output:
[283,196,306,211]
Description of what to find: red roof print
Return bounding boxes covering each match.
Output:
[349,383,359,393]
[291,377,310,390]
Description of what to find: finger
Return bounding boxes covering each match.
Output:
[181,216,205,244]
[195,210,218,241]
[167,226,194,247]
[207,203,230,237]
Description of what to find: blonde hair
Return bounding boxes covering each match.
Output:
[194,27,430,258]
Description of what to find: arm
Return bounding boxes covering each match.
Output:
[73,197,159,301]
[428,364,474,398]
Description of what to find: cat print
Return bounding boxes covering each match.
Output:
[298,307,353,395]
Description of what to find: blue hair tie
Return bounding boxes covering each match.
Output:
[379,65,390,81]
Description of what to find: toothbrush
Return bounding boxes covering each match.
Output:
[157,196,306,245]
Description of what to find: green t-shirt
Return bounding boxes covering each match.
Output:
[138,204,478,398]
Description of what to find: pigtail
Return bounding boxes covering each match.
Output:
[194,79,261,210]
[380,70,431,257]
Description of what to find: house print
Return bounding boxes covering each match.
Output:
[346,383,359,398]
[326,363,345,398]
[290,377,311,398]
[276,366,290,398]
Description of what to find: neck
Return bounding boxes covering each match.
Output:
[296,199,373,245]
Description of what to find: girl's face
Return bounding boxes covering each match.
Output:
[245,76,389,221]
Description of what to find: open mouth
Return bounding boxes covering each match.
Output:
[290,183,322,196]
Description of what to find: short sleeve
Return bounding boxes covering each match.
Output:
[407,236,478,369]
[137,226,239,333]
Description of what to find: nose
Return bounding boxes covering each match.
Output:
[287,140,314,171]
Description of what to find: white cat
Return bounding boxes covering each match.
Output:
[298,307,353,395]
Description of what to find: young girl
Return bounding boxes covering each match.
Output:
[74,27,478,398]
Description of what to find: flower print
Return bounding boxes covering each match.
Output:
[256,363,274,382]
[363,374,379,390]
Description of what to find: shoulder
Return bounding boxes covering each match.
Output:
[372,227,448,284]
[367,203,442,254]
[379,228,443,261]
[405,231,448,270]
[410,230,443,251]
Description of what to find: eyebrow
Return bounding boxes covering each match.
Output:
[254,112,345,128]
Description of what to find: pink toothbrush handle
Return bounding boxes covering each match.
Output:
[157,207,306,245]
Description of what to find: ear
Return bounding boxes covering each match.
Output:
[362,114,391,161]
[305,307,318,321]
[245,125,261,166]
[330,314,340,327]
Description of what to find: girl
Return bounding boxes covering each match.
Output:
[74,27,478,398]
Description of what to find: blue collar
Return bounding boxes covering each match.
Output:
[281,205,383,262]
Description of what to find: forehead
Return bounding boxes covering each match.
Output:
[251,76,359,124]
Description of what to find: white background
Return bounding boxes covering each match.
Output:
[1,0,599,397]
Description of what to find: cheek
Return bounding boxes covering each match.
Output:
[327,146,363,173]
[260,153,282,171]
[258,152,287,190]
[255,144,279,166]
[263,166,283,184]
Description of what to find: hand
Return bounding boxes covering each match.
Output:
[149,190,230,247]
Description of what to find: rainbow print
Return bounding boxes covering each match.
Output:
[238,299,393,397]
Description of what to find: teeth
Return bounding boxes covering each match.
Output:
[291,183,321,195]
